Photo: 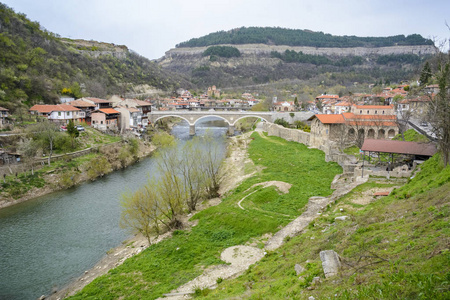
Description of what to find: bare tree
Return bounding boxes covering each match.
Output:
[428,62,450,165]
[179,138,207,212]
[27,121,60,166]
[425,27,450,166]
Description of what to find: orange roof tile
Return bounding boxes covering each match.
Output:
[316,94,339,99]
[97,108,120,114]
[315,114,345,124]
[29,104,80,113]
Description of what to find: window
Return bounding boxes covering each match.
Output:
[101,121,103,124]
[367,110,369,114]
[375,110,377,114]
[382,111,385,114]
[58,112,61,116]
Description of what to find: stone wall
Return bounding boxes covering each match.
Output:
[262,122,310,145]
[271,111,314,123]
[262,122,356,171]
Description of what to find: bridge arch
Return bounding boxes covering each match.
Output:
[232,115,269,126]
[194,115,231,126]
[153,115,191,125]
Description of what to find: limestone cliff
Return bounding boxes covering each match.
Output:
[157,43,436,88]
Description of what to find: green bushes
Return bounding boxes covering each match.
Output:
[202,46,241,58]
[274,118,290,128]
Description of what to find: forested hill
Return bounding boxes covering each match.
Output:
[176,27,434,48]
[0,3,191,111]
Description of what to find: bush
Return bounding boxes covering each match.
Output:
[274,118,290,128]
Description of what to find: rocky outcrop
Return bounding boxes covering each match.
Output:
[320,250,342,278]
[161,43,437,60]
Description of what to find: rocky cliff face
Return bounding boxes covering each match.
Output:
[161,44,436,60]
[157,44,436,88]
[61,39,129,59]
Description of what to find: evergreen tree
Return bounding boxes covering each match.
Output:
[67,119,79,149]
[419,61,432,86]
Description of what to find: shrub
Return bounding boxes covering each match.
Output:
[274,118,290,128]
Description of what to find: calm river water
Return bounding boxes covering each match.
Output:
[0,117,229,300]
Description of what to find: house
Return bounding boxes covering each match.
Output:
[81,97,113,110]
[351,104,395,116]
[66,99,96,124]
[335,101,352,114]
[309,104,398,148]
[29,104,84,123]
[315,94,339,101]
[91,108,120,131]
[0,106,9,127]
[424,84,439,94]
[274,101,295,112]
[115,106,140,131]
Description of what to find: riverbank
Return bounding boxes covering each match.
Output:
[58,130,341,299]
[48,132,254,300]
[0,139,155,210]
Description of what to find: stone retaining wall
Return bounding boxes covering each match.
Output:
[262,122,310,145]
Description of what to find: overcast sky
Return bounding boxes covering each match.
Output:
[2,0,449,60]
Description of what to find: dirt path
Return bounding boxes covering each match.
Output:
[255,130,285,145]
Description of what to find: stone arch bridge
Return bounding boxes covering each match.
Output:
[148,111,273,135]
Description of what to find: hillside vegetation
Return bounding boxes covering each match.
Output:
[0,3,190,112]
[199,154,450,299]
[177,27,433,48]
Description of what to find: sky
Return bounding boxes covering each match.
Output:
[2,0,449,60]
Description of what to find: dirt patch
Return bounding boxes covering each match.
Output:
[351,187,397,205]
[250,181,292,194]
[219,132,255,195]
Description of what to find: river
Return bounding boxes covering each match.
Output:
[0,117,229,300]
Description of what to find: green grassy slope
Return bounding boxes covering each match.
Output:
[68,133,342,299]
[199,154,450,299]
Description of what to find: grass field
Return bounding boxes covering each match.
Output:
[68,132,342,299]
[199,154,450,299]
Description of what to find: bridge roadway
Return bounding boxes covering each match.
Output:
[148,110,273,135]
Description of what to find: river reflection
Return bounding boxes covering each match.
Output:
[0,117,228,300]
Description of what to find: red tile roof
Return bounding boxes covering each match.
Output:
[0,106,8,111]
[68,99,96,107]
[134,99,152,106]
[314,114,345,124]
[96,108,120,114]
[316,94,339,99]
[29,104,80,113]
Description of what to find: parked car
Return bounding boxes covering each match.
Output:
[420,122,428,127]
[76,125,85,131]
[60,125,67,131]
